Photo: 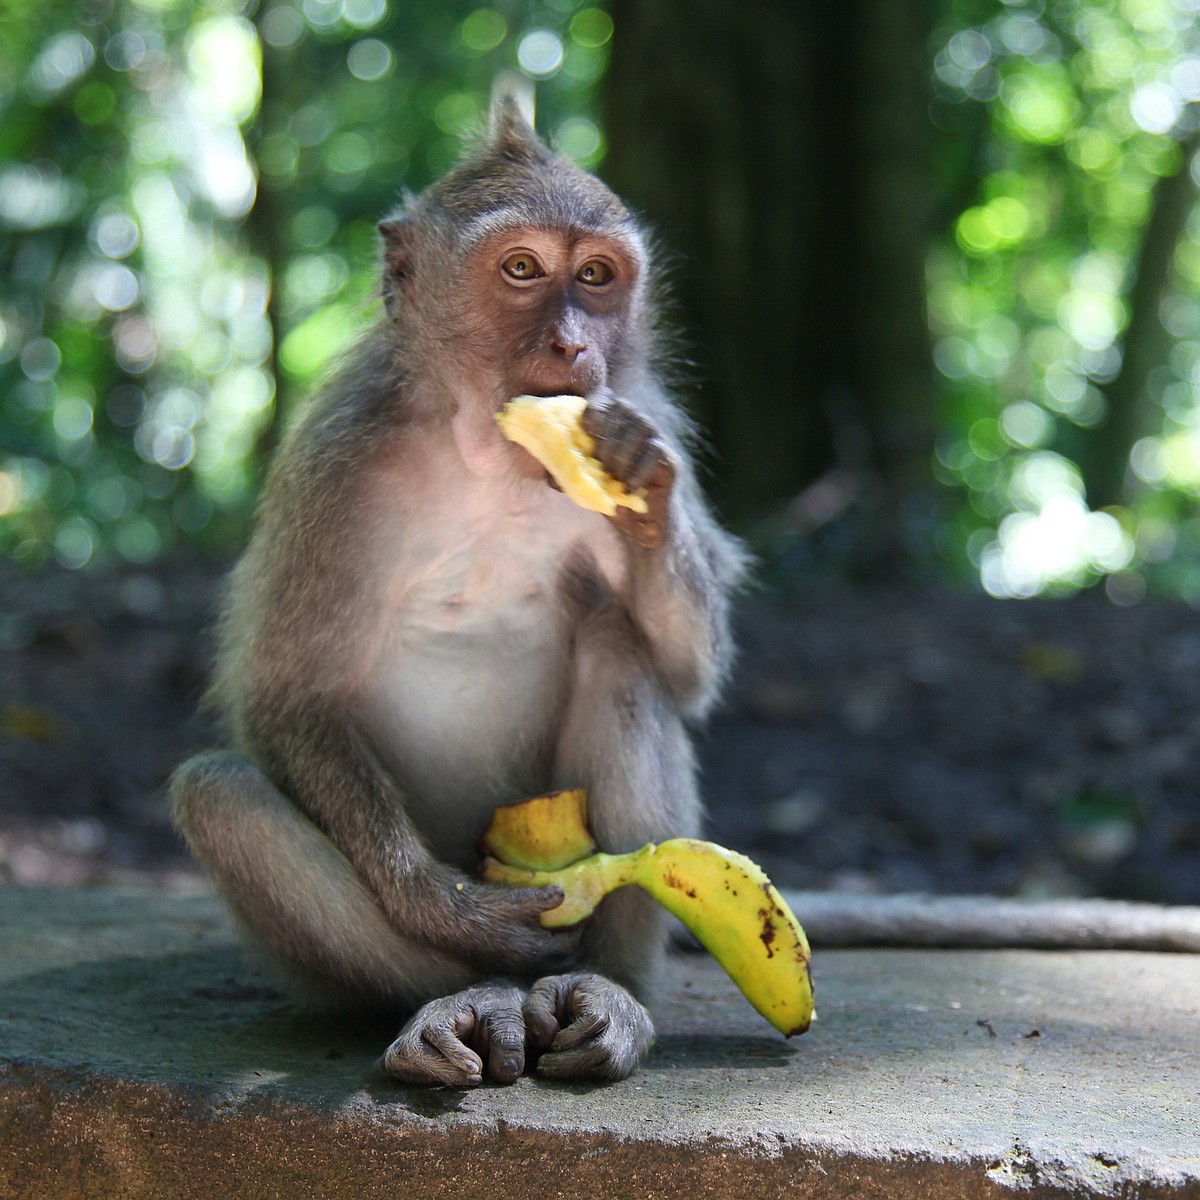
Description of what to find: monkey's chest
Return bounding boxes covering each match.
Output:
[382,551,568,754]
[358,499,619,864]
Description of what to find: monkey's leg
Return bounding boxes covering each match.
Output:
[170,750,478,1010]
[531,603,700,1080]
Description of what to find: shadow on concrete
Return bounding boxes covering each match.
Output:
[4,945,797,1106]
[2,949,395,1103]
[650,1032,797,1069]
[11,941,1183,1103]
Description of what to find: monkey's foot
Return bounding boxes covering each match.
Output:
[380,984,528,1087]
[524,972,653,1082]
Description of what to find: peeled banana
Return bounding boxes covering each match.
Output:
[481,792,814,1038]
[494,394,649,517]
[481,788,596,871]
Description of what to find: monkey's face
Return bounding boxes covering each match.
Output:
[462,227,639,406]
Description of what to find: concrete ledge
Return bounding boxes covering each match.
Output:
[2,887,1198,1199]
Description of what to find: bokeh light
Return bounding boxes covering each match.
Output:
[5,0,1199,599]
[7,0,595,564]
[517,30,564,79]
[931,0,1200,598]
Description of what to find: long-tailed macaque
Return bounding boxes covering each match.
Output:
[171,98,747,1086]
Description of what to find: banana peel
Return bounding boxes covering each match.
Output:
[481,790,814,1038]
[481,788,596,871]
[495,394,649,517]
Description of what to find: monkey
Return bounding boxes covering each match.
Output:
[170,95,748,1088]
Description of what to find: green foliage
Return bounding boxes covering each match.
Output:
[929,0,1200,601]
[0,0,608,568]
[5,0,1200,605]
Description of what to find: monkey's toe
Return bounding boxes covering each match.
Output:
[525,972,653,1083]
[536,1023,643,1082]
[380,1025,484,1087]
[380,984,529,1088]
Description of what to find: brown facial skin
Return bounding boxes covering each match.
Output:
[461,228,674,547]
[169,99,748,1089]
[478,229,635,401]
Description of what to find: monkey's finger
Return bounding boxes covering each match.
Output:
[475,1003,528,1084]
[636,458,676,506]
[582,394,647,438]
[610,508,664,550]
[422,1023,487,1085]
[523,973,575,1050]
[485,882,566,930]
[580,396,619,441]
[622,441,669,492]
[590,421,654,484]
[520,883,566,916]
[550,1010,608,1053]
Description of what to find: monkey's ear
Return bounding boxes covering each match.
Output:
[378,214,417,315]
[378,214,415,281]
[487,91,550,165]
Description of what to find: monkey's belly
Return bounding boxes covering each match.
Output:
[360,631,566,867]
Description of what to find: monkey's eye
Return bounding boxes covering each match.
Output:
[501,251,545,281]
[576,259,614,287]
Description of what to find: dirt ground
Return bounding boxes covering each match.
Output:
[2,557,1198,904]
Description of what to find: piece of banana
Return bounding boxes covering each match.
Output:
[483,834,814,1038]
[494,394,649,517]
[481,788,596,871]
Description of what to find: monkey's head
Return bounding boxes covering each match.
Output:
[378,96,653,408]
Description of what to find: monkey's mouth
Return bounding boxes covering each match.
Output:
[496,386,587,419]
[517,385,589,400]
[511,360,602,404]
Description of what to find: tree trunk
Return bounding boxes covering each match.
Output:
[1081,133,1200,510]
[603,0,938,539]
[246,16,288,466]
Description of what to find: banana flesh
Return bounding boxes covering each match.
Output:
[483,835,814,1038]
[481,788,595,871]
[495,394,649,517]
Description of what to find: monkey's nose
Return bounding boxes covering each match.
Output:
[550,338,587,364]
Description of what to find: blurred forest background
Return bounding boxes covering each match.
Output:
[3,0,1200,598]
[3,0,1200,902]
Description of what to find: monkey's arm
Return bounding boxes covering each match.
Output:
[627,468,746,715]
[583,390,749,717]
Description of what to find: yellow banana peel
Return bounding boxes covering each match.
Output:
[495,394,649,517]
[480,791,814,1038]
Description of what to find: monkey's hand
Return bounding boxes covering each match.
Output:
[582,396,675,550]
[380,984,529,1087]
[439,880,579,975]
[523,971,654,1082]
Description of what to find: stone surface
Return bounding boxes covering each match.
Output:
[2,886,1199,1199]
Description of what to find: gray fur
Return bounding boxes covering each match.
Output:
[171,98,746,1086]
